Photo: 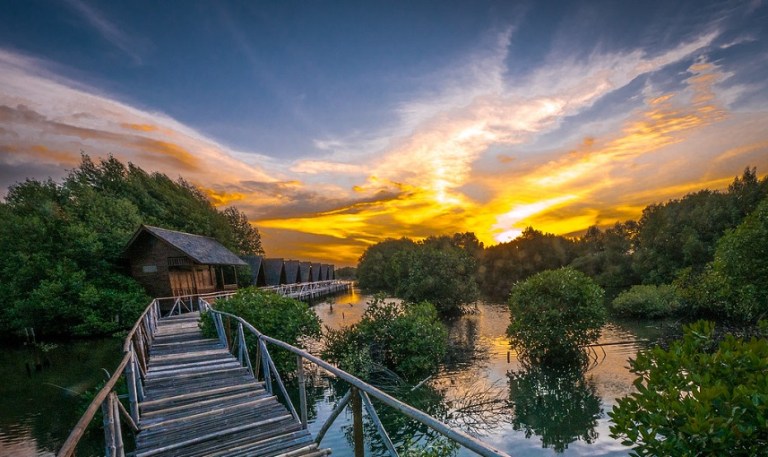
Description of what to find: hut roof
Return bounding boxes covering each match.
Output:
[264,258,286,285]
[310,262,322,282]
[284,260,301,284]
[299,262,311,283]
[242,255,265,284]
[127,225,246,266]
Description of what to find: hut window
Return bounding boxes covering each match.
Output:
[142,265,158,273]
[168,256,191,267]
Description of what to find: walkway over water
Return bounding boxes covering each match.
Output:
[58,289,510,457]
[135,312,328,457]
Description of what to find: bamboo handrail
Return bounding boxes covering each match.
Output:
[57,354,131,457]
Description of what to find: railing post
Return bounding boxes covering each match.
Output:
[102,394,115,457]
[124,349,140,424]
[297,355,308,429]
[240,325,254,377]
[260,338,272,394]
[111,393,125,457]
[351,387,364,457]
[361,391,398,456]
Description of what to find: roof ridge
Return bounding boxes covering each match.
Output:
[143,224,215,240]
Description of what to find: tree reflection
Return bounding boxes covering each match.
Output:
[507,365,602,452]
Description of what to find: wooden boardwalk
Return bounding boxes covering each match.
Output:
[134,312,330,457]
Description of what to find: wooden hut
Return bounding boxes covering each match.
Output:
[123,225,246,297]
[284,260,301,284]
[310,262,322,282]
[264,258,287,286]
[242,255,267,287]
[299,262,311,283]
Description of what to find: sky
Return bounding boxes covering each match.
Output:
[1,0,767,265]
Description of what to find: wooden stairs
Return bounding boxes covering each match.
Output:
[133,312,330,457]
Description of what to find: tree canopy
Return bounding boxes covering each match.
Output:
[0,154,263,337]
[356,234,480,315]
[507,268,606,367]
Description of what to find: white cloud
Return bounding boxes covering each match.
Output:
[0,49,277,188]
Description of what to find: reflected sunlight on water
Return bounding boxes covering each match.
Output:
[310,288,663,456]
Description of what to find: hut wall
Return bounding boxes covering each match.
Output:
[126,232,179,297]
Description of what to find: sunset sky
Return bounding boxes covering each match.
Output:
[1,0,767,265]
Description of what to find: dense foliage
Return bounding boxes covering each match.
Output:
[711,197,768,321]
[507,268,605,366]
[0,155,263,337]
[633,168,767,285]
[611,284,681,319]
[322,297,448,382]
[480,228,576,300]
[610,321,768,456]
[334,266,357,280]
[201,287,321,373]
[357,234,480,315]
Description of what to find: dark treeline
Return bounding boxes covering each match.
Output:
[358,167,768,322]
[0,155,263,338]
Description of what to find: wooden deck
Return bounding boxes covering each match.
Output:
[134,312,330,457]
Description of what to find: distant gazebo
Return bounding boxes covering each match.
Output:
[123,225,246,297]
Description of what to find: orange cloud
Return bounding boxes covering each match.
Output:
[121,123,157,132]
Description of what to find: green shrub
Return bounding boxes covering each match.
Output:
[712,197,768,322]
[507,267,605,366]
[611,284,681,319]
[201,287,321,373]
[610,321,768,456]
[322,297,448,382]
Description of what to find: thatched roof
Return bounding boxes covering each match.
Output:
[310,262,321,281]
[284,260,301,284]
[299,262,311,283]
[264,258,286,285]
[128,225,246,266]
[242,255,266,285]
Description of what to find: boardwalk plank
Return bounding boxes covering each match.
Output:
[134,312,330,457]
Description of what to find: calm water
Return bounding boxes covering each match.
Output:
[0,289,661,456]
[306,289,663,456]
[0,338,121,457]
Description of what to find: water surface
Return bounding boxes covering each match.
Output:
[308,290,662,456]
[0,338,120,457]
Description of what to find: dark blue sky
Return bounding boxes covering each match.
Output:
[3,0,763,158]
[1,0,767,261]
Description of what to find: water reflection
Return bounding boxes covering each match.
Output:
[508,366,603,453]
[309,290,662,456]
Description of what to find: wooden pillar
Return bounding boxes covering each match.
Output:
[351,387,364,457]
[191,266,199,296]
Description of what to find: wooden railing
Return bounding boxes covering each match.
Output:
[57,284,509,457]
[57,297,160,457]
[200,296,511,457]
[261,280,352,300]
